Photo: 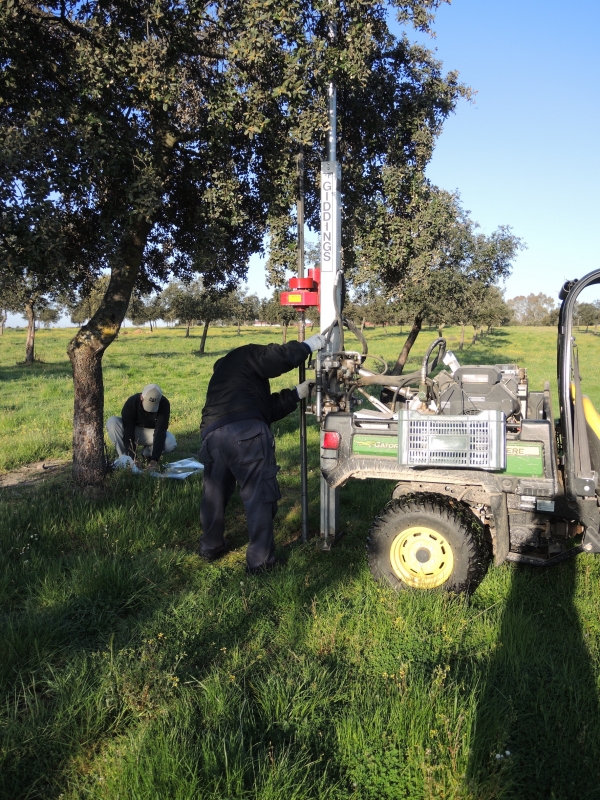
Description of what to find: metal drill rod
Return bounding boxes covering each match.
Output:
[297,150,310,542]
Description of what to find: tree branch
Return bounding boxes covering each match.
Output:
[19,0,96,42]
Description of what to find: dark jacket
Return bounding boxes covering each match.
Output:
[200,341,310,436]
[121,393,170,461]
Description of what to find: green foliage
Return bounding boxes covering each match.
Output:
[221,288,261,328]
[37,304,62,328]
[467,285,513,331]
[127,291,164,329]
[261,291,299,328]
[67,275,111,325]
[349,187,523,369]
[574,301,600,331]
[353,185,523,315]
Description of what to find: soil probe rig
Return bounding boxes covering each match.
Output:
[285,266,600,593]
[280,75,600,592]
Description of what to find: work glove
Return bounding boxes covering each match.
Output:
[295,380,313,400]
[304,333,327,352]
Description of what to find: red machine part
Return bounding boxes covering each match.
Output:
[322,431,340,450]
[280,268,320,312]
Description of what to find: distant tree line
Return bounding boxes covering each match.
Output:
[506,293,600,330]
[0,273,324,363]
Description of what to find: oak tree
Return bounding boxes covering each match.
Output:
[1,0,462,483]
[351,184,523,372]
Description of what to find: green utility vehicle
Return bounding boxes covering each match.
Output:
[315,270,600,593]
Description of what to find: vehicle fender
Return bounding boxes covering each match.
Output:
[488,492,509,565]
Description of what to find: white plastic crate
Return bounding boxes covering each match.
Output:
[397,409,506,471]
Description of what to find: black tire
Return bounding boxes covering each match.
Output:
[367,494,490,594]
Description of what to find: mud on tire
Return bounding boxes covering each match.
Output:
[367,494,490,594]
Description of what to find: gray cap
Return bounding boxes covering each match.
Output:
[141,384,162,412]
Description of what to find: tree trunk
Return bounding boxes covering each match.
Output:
[68,217,152,485]
[438,322,444,338]
[237,319,241,335]
[361,317,366,333]
[185,321,190,338]
[24,302,36,364]
[0,309,7,336]
[199,319,210,353]
[471,326,478,345]
[459,323,465,351]
[282,322,288,344]
[391,314,423,375]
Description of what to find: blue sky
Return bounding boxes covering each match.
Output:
[8,0,600,326]
[248,0,600,305]
[406,0,600,302]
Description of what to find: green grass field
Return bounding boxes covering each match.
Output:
[2,323,600,799]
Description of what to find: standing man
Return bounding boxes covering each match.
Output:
[199,334,326,573]
[107,383,177,471]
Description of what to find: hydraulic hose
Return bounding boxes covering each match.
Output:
[421,337,447,384]
[347,370,426,408]
[343,316,368,355]
[357,370,422,388]
[328,269,345,352]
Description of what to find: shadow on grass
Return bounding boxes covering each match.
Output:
[192,348,237,358]
[0,452,374,799]
[0,361,72,381]
[467,559,600,798]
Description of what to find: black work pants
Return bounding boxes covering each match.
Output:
[199,419,281,569]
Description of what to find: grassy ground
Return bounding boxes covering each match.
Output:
[2,323,600,799]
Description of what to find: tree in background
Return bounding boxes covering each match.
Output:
[351,185,523,373]
[145,295,164,332]
[161,280,230,352]
[126,291,163,331]
[573,302,600,332]
[161,281,204,339]
[38,305,62,329]
[0,309,6,336]
[224,289,261,336]
[468,285,513,342]
[261,293,298,343]
[68,276,111,327]
[195,292,231,355]
[345,290,398,331]
[507,293,556,325]
[0,270,60,363]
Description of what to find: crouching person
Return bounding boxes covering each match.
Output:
[107,383,176,471]
[198,335,325,574]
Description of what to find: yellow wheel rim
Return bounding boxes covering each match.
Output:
[389,526,454,589]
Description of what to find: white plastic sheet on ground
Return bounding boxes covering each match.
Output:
[112,455,204,480]
[156,458,204,480]
[112,455,142,473]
